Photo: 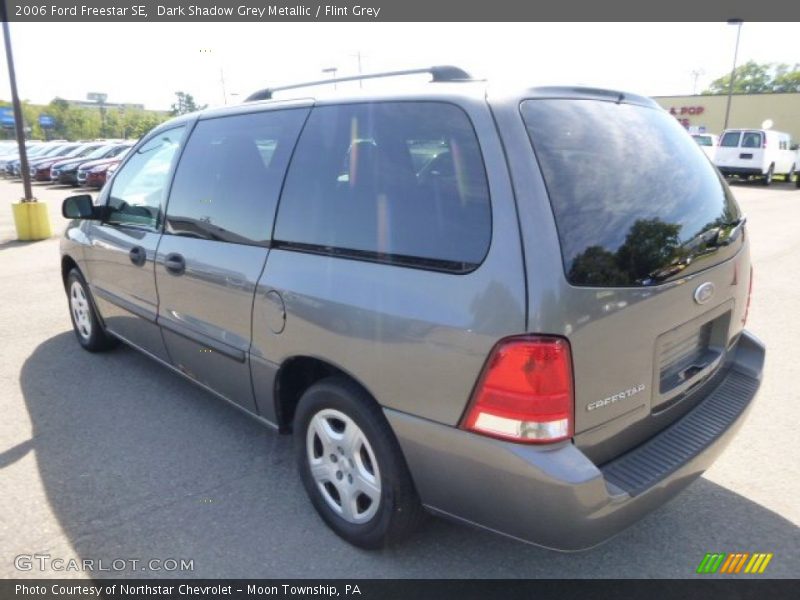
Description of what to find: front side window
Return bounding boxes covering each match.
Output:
[106,127,184,229]
[274,102,491,271]
[165,109,308,246]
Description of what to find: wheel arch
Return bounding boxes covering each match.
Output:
[61,254,80,290]
[273,355,379,434]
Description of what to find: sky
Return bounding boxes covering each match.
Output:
[1,22,798,110]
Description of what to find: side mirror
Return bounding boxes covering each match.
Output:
[62,194,96,219]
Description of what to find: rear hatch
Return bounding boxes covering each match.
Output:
[519,96,751,464]
[715,130,765,171]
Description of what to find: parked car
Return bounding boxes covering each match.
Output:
[60,67,764,551]
[52,143,133,186]
[795,144,800,188]
[3,143,48,176]
[691,133,718,161]
[30,142,104,181]
[7,142,71,176]
[76,153,129,188]
[0,141,44,175]
[714,128,795,185]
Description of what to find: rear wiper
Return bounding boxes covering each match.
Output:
[716,217,747,246]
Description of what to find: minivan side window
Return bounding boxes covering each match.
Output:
[165,109,308,246]
[106,127,185,229]
[273,102,491,272]
[720,132,741,147]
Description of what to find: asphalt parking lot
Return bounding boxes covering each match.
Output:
[0,178,798,579]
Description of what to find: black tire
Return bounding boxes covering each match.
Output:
[66,268,118,352]
[293,376,425,549]
[787,164,796,184]
[762,165,774,186]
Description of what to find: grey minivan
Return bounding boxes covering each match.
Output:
[60,67,764,550]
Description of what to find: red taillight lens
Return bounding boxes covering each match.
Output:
[743,266,753,325]
[461,336,574,443]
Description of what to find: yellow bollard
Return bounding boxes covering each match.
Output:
[12,201,53,241]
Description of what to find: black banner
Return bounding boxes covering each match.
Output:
[3,0,800,22]
[1,580,797,600]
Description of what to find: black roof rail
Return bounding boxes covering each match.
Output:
[245,65,473,102]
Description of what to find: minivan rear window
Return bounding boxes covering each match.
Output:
[521,99,743,287]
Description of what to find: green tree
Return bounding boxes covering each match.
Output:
[704,61,800,94]
[170,91,206,116]
[772,63,800,92]
[616,218,682,284]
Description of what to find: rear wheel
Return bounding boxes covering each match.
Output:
[786,164,796,183]
[294,376,425,549]
[762,165,774,186]
[66,269,118,352]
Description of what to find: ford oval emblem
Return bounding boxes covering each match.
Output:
[694,282,715,305]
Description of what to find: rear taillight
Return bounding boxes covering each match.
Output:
[461,336,574,443]
[743,266,753,325]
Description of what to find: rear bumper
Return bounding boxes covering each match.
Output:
[386,330,765,551]
[718,167,765,177]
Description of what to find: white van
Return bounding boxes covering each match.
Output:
[691,133,719,160]
[715,128,796,185]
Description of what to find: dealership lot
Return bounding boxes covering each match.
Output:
[0,179,798,578]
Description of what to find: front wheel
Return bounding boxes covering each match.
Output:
[294,377,425,549]
[66,269,118,352]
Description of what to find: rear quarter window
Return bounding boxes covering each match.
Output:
[521,99,742,287]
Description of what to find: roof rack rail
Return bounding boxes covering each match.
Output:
[245,65,473,102]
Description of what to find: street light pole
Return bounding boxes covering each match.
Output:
[322,67,338,90]
[1,8,34,201]
[723,19,743,131]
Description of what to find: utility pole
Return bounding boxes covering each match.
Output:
[220,66,228,105]
[352,51,364,87]
[723,20,743,131]
[690,69,705,95]
[1,7,34,201]
[322,67,338,90]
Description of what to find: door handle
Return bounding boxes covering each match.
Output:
[164,253,186,275]
[129,245,146,266]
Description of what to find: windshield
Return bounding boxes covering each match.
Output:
[521,98,743,287]
[27,145,51,157]
[40,145,67,157]
[54,145,79,156]
[692,135,713,147]
[84,145,117,160]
